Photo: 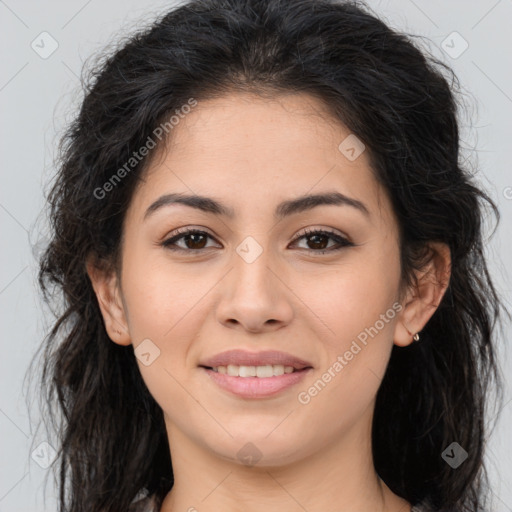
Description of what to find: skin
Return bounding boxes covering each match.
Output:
[87,92,451,512]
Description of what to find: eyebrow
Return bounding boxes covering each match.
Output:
[143,191,370,221]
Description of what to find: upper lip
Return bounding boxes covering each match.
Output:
[200,349,313,370]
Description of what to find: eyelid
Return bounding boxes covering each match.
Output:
[160,226,354,253]
[160,225,220,247]
[292,226,350,243]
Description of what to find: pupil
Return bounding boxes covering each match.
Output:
[309,234,327,250]
[187,234,206,249]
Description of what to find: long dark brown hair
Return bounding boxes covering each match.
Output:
[29,0,507,510]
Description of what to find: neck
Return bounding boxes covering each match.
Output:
[159,406,410,512]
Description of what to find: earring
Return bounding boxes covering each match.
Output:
[405,325,420,342]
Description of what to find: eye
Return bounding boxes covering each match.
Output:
[290,228,354,254]
[161,227,219,251]
[160,227,354,254]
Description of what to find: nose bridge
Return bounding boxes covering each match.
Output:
[232,234,275,299]
[216,233,293,330]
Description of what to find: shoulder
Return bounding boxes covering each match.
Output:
[128,494,159,512]
[411,502,450,512]
[411,502,433,512]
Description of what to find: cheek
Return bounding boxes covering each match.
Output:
[120,249,216,395]
[304,250,401,341]
[296,269,399,433]
[298,246,401,407]
[120,245,201,339]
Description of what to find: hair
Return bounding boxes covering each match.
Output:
[30,0,507,511]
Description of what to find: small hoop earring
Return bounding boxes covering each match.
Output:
[413,333,420,342]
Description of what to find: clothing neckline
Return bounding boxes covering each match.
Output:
[130,495,429,512]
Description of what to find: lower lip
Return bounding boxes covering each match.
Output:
[202,367,312,399]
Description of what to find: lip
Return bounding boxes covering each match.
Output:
[199,349,313,370]
[199,349,314,399]
[202,367,312,399]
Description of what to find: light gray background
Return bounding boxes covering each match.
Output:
[1,0,511,511]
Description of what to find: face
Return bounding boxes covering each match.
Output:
[95,92,412,467]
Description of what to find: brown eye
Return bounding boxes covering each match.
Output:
[162,229,219,251]
[291,229,354,254]
[161,227,354,255]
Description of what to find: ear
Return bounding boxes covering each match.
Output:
[86,255,131,346]
[393,242,451,347]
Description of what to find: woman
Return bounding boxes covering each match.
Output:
[35,0,506,511]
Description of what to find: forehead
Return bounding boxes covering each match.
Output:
[127,92,393,225]
[168,92,348,159]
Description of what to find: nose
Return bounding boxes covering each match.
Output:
[215,245,294,333]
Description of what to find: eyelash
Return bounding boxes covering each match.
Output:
[160,227,354,255]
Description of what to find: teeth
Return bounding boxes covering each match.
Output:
[213,364,296,377]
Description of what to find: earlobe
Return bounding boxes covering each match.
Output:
[393,242,451,348]
[85,257,132,346]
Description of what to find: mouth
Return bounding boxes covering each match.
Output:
[202,364,306,377]
[199,349,313,372]
[199,349,313,398]
[200,365,312,398]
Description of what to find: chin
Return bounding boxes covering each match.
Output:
[207,432,310,469]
